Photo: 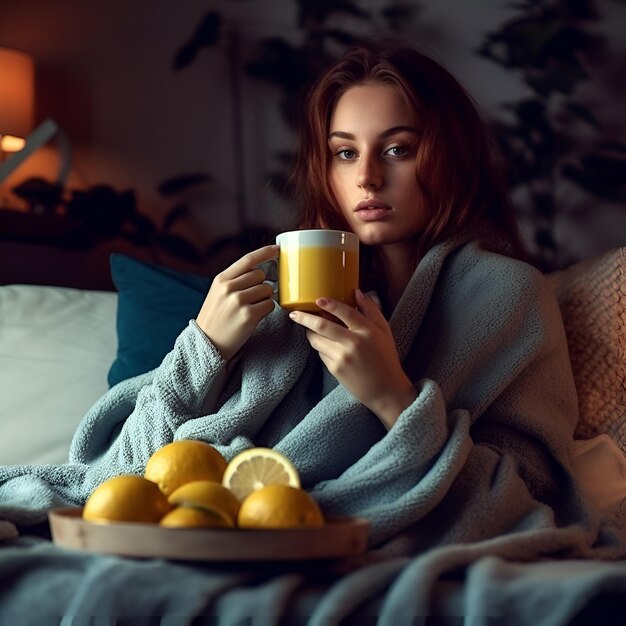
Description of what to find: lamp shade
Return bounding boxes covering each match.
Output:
[0,47,35,151]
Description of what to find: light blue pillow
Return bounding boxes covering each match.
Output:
[107,254,213,387]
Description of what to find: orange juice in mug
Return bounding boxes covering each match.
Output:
[276,230,359,312]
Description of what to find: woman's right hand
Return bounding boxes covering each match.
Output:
[196,244,278,361]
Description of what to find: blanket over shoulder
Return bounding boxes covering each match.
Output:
[1,235,625,567]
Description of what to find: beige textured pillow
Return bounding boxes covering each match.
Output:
[547,248,626,446]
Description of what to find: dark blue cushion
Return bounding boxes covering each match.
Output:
[107,254,213,387]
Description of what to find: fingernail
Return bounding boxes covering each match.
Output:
[289,311,297,320]
[317,298,329,307]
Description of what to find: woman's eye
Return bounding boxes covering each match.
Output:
[336,149,357,161]
[386,145,409,157]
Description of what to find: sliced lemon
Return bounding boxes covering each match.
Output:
[222,447,301,502]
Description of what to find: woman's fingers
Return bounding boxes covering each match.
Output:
[195,244,279,361]
[240,282,275,305]
[288,308,351,342]
[305,329,340,363]
[308,290,383,331]
[289,287,415,428]
[354,289,388,329]
[230,268,269,292]
[220,245,279,280]
[314,298,360,330]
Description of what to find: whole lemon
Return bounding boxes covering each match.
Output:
[168,480,240,524]
[145,440,227,497]
[159,505,234,529]
[82,474,172,523]
[237,484,324,529]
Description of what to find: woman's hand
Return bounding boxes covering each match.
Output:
[196,245,278,361]
[289,289,417,429]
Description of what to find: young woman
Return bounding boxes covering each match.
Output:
[197,40,527,430]
[3,40,620,565]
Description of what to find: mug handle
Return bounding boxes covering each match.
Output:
[257,258,278,301]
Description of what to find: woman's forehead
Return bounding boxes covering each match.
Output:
[329,83,416,134]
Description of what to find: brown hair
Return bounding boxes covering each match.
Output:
[290,39,524,277]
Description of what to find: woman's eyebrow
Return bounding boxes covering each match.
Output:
[328,125,418,140]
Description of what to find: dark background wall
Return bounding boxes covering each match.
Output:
[1,0,624,287]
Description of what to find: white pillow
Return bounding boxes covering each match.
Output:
[0,285,117,465]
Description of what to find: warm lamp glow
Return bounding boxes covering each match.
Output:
[0,47,35,153]
[1,136,26,152]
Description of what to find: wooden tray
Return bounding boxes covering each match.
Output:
[48,507,369,561]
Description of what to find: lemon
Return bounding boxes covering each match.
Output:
[222,447,301,502]
[237,484,324,529]
[82,474,172,524]
[159,505,234,528]
[168,480,240,524]
[145,440,228,497]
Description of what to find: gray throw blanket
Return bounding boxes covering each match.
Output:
[1,235,625,561]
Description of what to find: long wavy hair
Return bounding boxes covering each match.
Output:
[290,39,524,292]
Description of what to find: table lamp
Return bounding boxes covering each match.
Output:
[0,47,34,155]
[0,47,70,188]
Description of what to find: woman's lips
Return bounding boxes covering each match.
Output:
[355,200,391,221]
[356,207,390,221]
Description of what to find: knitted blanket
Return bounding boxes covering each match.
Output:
[1,235,625,564]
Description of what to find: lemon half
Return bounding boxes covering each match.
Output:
[222,447,301,502]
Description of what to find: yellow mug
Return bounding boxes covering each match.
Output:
[275,229,359,312]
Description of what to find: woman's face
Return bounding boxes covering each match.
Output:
[327,82,427,248]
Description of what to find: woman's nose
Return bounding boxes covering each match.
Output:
[357,155,383,190]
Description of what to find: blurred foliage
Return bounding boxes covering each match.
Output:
[478,0,626,269]
[21,1,622,270]
[10,176,209,263]
[179,0,626,270]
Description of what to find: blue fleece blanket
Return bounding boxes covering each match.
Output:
[2,235,626,623]
[2,535,626,624]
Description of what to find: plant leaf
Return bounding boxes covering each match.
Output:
[595,141,626,154]
[158,173,213,196]
[125,212,156,245]
[173,42,198,71]
[562,154,626,200]
[562,0,599,21]
[322,28,360,47]
[296,0,369,25]
[162,203,190,231]
[155,233,204,263]
[244,39,310,89]
[194,10,222,47]
[525,62,588,96]
[172,11,221,71]
[381,3,421,27]
[563,102,598,126]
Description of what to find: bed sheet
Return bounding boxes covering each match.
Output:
[0,284,117,465]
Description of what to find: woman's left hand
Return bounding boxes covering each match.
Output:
[288,289,417,429]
